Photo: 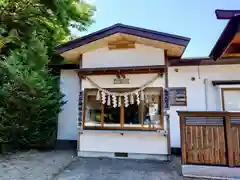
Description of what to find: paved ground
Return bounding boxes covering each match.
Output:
[0,150,211,180]
[54,157,207,180]
[0,150,76,180]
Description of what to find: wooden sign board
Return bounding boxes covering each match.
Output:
[78,90,84,127]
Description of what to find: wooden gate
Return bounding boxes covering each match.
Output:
[179,111,240,167]
[231,116,240,166]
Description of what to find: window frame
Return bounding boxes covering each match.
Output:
[221,88,240,111]
[82,87,164,131]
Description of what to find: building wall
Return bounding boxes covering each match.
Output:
[81,74,167,156]
[80,132,167,155]
[82,74,164,89]
[58,47,240,151]
[57,70,80,140]
[82,43,165,68]
[168,64,240,148]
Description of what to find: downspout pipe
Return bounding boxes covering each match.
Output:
[204,78,209,111]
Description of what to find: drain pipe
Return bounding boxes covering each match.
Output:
[204,78,209,111]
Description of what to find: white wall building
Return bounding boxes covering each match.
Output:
[54,23,240,160]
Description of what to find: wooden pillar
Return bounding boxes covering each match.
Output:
[140,100,144,128]
[160,87,164,129]
[224,114,234,167]
[120,97,124,128]
[100,104,104,128]
[179,114,187,164]
[164,50,171,157]
[77,54,83,152]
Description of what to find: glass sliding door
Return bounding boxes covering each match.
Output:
[103,104,121,127]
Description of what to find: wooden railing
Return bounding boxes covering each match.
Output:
[178,111,240,167]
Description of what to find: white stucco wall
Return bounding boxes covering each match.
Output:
[168,66,201,148]
[57,70,80,140]
[80,132,167,155]
[58,45,240,151]
[80,45,168,156]
[168,64,240,148]
[82,43,165,68]
[81,73,167,156]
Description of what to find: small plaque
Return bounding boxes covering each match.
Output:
[114,78,130,84]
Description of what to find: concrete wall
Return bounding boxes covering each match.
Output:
[82,43,165,68]
[57,70,80,140]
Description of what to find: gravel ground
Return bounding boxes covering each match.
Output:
[0,150,76,180]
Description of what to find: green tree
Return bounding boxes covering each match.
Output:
[0,38,64,149]
[0,0,95,151]
[0,0,95,55]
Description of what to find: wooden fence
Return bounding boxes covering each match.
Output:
[178,111,240,167]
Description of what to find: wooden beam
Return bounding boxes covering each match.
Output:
[120,98,124,128]
[221,88,225,111]
[140,100,144,128]
[79,54,82,68]
[177,111,230,117]
[100,104,104,128]
[224,53,240,57]
[180,114,187,164]
[77,65,165,76]
[224,114,234,167]
[108,40,135,50]
[218,36,239,60]
[84,126,164,131]
[82,90,87,130]
[160,87,164,129]
[226,43,240,54]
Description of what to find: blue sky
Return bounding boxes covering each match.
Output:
[75,0,240,58]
